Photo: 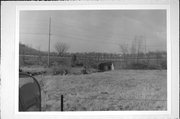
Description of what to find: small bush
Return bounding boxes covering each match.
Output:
[75,62,84,67]
[160,60,167,69]
[51,65,71,75]
[147,64,162,70]
[52,57,71,66]
[129,62,149,69]
[83,59,98,69]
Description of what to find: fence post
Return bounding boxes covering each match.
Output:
[61,95,63,111]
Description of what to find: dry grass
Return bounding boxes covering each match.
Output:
[33,70,167,111]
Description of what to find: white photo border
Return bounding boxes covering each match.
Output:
[1,1,179,119]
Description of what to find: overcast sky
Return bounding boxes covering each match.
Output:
[20,10,166,53]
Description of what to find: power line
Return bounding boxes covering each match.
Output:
[20,31,166,50]
[51,33,120,45]
[20,32,165,50]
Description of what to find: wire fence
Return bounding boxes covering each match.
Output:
[19,54,167,70]
[46,94,167,111]
[65,97,167,102]
[61,95,167,102]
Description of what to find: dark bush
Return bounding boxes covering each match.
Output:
[160,60,167,69]
[75,62,84,67]
[83,59,98,69]
[51,65,71,75]
[147,64,161,70]
[129,62,149,69]
[128,59,167,70]
[53,57,71,66]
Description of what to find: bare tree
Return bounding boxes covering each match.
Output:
[136,36,144,63]
[131,39,137,55]
[119,43,129,68]
[131,36,144,63]
[54,42,69,56]
[120,43,129,55]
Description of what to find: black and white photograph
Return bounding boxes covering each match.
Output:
[1,0,179,119]
[19,10,168,111]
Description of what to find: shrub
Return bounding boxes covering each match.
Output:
[51,57,71,66]
[83,59,98,69]
[129,62,149,69]
[51,65,71,75]
[147,64,161,70]
[128,61,166,70]
[160,60,167,69]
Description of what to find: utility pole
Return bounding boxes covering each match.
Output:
[48,17,51,67]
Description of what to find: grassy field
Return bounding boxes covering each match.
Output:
[29,69,167,111]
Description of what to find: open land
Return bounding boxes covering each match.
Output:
[22,67,167,111]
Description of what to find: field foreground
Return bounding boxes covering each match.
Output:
[35,70,167,111]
